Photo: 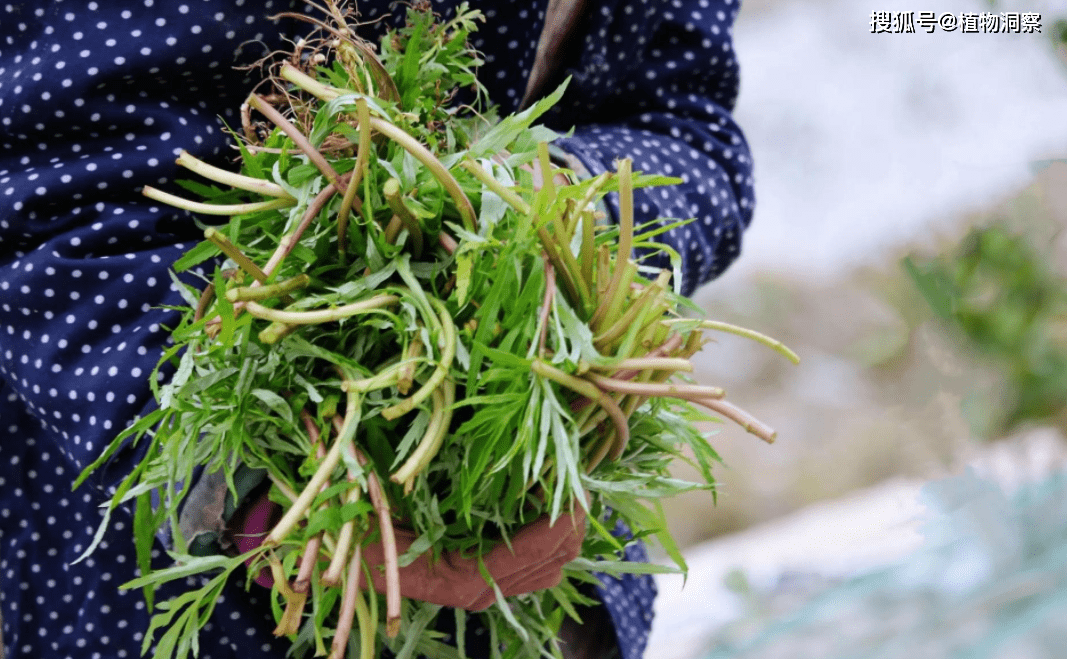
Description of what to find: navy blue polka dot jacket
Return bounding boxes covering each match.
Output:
[0,1,753,658]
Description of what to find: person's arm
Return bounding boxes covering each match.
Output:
[0,6,317,658]
[542,0,754,297]
[0,2,297,488]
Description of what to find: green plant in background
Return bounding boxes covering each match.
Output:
[1054,17,1067,60]
[903,224,1067,437]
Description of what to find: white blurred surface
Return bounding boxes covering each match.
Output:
[723,0,1067,284]
[648,479,927,659]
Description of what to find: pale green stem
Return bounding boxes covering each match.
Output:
[576,172,611,216]
[337,97,372,260]
[617,332,687,385]
[343,362,405,394]
[537,226,588,314]
[461,158,530,215]
[268,474,299,504]
[380,296,456,421]
[585,372,725,401]
[244,294,398,326]
[663,319,802,365]
[268,477,339,553]
[552,198,575,252]
[536,256,555,359]
[593,274,660,349]
[321,485,362,586]
[264,387,361,546]
[531,360,629,461]
[143,186,294,215]
[537,141,556,202]
[226,274,310,302]
[279,62,344,102]
[176,149,293,198]
[383,214,402,244]
[258,322,300,345]
[397,335,423,395]
[390,379,455,491]
[363,558,378,652]
[227,182,340,338]
[595,245,612,300]
[592,159,634,325]
[702,398,777,444]
[590,357,693,374]
[592,260,637,335]
[383,178,424,257]
[247,93,344,191]
[579,209,596,297]
[224,181,338,337]
[204,228,268,284]
[371,117,478,233]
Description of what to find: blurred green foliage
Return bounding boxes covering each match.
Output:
[1054,17,1067,48]
[903,225,1067,437]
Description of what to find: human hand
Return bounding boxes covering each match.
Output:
[361,507,586,611]
[229,491,586,612]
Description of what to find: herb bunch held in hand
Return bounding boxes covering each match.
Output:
[76,3,798,658]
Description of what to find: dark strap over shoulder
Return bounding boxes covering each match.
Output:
[521,0,591,110]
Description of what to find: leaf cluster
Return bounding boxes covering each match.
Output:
[905,223,1067,435]
[75,3,788,658]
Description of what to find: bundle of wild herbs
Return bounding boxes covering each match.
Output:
[77,4,797,659]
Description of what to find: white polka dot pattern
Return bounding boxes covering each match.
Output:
[547,0,754,294]
[1,1,750,658]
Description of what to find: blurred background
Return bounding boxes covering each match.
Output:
[648,0,1067,656]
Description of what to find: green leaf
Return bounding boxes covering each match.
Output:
[172,240,221,273]
[567,558,684,576]
[122,553,236,591]
[160,349,196,411]
[397,533,433,568]
[73,407,166,490]
[70,503,113,566]
[466,78,570,160]
[902,255,958,320]
[134,490,158,610]
[178,366,239,399]
[252,391,297,430]
[455,252,473,306]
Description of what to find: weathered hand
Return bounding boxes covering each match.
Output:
[360,507,586,611]
[229,491,586,612]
